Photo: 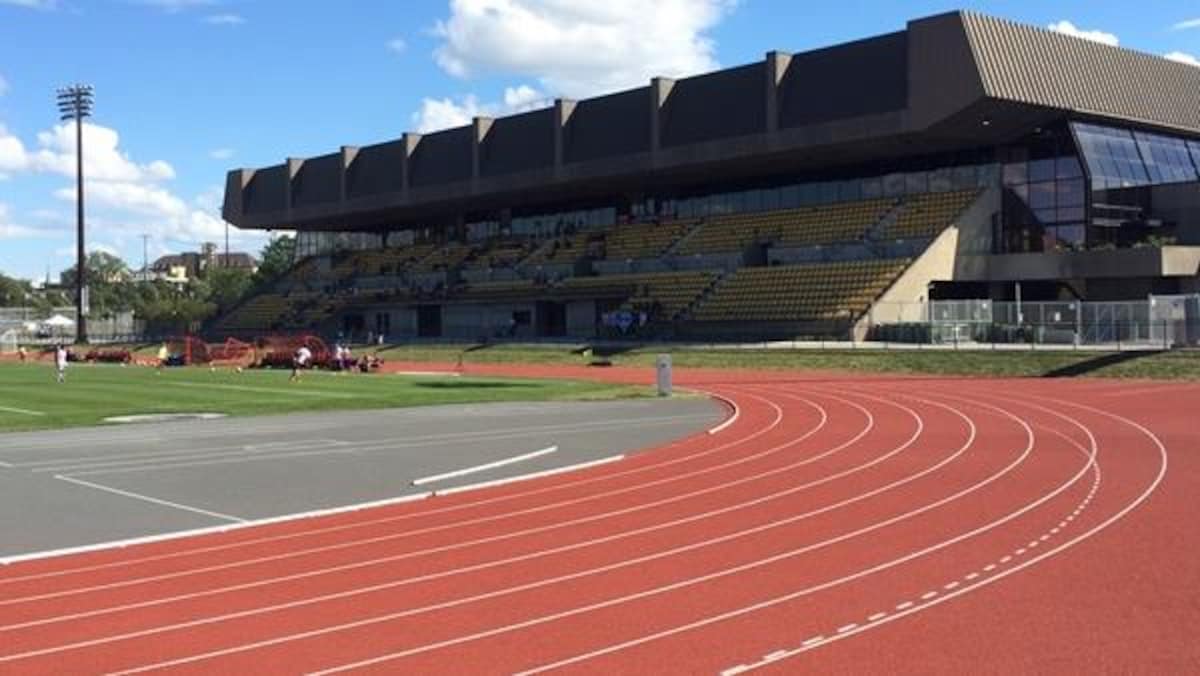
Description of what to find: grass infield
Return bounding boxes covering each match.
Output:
[0,363,650,433]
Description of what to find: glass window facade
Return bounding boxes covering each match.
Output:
[1134,131,1199,185]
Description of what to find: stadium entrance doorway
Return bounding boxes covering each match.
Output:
[537,301,567,337]
[417,305,442,338]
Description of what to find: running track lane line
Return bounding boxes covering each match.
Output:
[412,446,558,486]
[51,475,246,524]
[264,390,1047,676]
[0,388,786,587]
[716,392,1105,674]
[0,390,823,607]
[89,392,994,673]
[0,391,870,636]
[711,393,1162,675]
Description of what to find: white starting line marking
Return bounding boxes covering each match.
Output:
[411,446,558,486]
[0,405,46,417]
[432,455,625,496]
[52,475,245,523]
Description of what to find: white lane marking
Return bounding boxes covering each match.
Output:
[52,476,245,524]
[502,393,1108,676]
[867,612,887,622]
[835,623,858,634]
[706,393,740,435]
[0,391,857,625]
[763,650,787,660]
[982,564,996,572]
[432,455,622,496]
[0,405,46,417]
[412,446,558,486]
[720,666,750,676]
[716,391,1164,675]
[0,460,12,468]
[0,391,799,599]
[895,602,913,611]
[0,390,779,585]
[1000,555,1012,564]
[942,581,959,591]
[31,439,352,474]
[3,391,906,663]
[144,399,1027,675]
[801,636,825,647]
[964,572,979,581]
[41,417,713,479]
[0,491,432,567]
[920,591,938,600]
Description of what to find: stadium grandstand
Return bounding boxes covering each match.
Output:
[217,10,1200,342]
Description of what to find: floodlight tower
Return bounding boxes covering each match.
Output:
[56,83,93,344]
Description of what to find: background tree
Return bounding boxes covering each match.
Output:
[204,266,253,312]
[0,273,32,307]
[252,235,296,286]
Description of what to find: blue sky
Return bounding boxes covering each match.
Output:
[0,0,1197,281]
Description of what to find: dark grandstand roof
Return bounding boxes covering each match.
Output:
[224,10,1200,232]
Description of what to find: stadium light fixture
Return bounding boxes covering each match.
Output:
[56,83,93,344]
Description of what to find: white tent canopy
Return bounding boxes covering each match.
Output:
[42,315,75,328]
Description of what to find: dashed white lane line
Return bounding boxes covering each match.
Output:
[801,636,825,647]
[1000,555,1013,563]
[983,564,997,572]
[964,572,980,581]
[867,612,887,622]
[920,591,938,600]
[836,623,858,634]
[943,581,959,591]
[895,601,914,611]
[762,650,787,661]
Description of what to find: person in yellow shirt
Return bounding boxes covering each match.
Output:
[156,343,169,374]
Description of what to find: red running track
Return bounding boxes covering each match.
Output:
[0,364,1195,674]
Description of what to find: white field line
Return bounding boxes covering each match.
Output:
[29,439,351,474]
[52,476,245,524]
[0,491,432,567]
[412,446,558,486]
[432,454,622,496]
[705,392,740,435]
[167,381,358,399]
[23,414,711,475]
[0,390,781,582]
[0,405,46,416]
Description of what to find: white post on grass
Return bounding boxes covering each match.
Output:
[656,354,672,397]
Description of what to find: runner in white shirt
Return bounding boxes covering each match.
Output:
[290,345,313,382]
[54,344,68,383]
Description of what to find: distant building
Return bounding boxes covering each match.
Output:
[150,243,257,282]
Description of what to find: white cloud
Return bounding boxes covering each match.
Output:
[1165,51,1200,67]
[387,37,407,54]
[29,122,177,183]
[0,125,27,176]
[204,13,244,25]
[0,0,57,9]
[1172,18,1200,30]
[0,203,57,240]
[1047,20,1120,47]
[411,84,550,133]
[431,0,734,98]
[209,147,235,160]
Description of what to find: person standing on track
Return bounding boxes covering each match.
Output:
[290,345,313,382]
[54,344,68,383]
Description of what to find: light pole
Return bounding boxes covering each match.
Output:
[56,83,93,344]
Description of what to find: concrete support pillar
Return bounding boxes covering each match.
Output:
[471,116,494,190]
[401,132,421,201]
[764,50,792,136]
[553,98,577,177]
[222,169,254,222]
[649,77,675,164]
[339,146,358,205]
[285,157,303,218]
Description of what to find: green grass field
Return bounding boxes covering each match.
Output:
[378,343,1200,379]
[0,363,649,433]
